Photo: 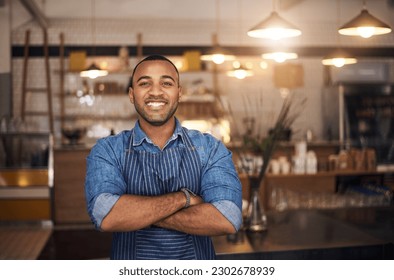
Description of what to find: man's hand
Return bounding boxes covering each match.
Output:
[190,194,203,207]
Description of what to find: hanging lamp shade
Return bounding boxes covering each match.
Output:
[227,64,254,79]
[338,8,392,38]
[79,0,108,79]
[80,62,108,79]
[247,11,302,40]
[262,51,298,63]
[201,0,236,65]
[321,49,357,68]
[200,32,236,65]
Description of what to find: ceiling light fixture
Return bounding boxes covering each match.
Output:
[247,0,301,40]
[227,62,254,79]
[200,40,236,64]
[321,49,357,68]
[227,0,253,80]
[80,0,108,79]
[322,0,357,68]
[338,0,391,38]
[262,52,298,63]
[201,0,235,64]
[80,62,108,79]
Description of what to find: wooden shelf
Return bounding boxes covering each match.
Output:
[239,169,391,179]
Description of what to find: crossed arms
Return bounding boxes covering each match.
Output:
[100,191,237,236]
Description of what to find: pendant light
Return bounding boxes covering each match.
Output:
[200,36,236,65]
[247,0,301,40]
[80,62,108,79]
[322,49,357,67]
[227,0,253,80]
[322,0,357,68]
[80,0,108,79]
[200,0,235,64]
[262,51,298,63]
[227,62,254,79]
[338,0,391,38]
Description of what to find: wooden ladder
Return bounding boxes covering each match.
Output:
[21,29,54,133]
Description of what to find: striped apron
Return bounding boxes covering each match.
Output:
[110,128,216,259]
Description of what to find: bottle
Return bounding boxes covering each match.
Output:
[337,150,349,170]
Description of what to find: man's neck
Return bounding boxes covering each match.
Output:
[139,118,176,150]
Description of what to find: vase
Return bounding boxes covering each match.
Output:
[245,177,267,232]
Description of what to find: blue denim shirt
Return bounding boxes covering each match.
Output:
[85,119,242,231]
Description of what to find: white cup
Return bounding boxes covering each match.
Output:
[271,159,280,174]
[281,161,291,174]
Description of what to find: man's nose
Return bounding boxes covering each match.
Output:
[149,83,163,96]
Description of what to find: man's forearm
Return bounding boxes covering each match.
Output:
[154,203,236,236]
[100,191,186,232]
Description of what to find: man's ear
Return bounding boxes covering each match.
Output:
[178,86,183,101]
[128,87,134,104]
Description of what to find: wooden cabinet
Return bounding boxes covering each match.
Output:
[0,132,52,221]
[53,148,91,224]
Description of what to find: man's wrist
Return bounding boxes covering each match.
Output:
[180,188,190,208]
[181,188,196,208]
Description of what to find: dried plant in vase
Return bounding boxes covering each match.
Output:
[229,91,305,231]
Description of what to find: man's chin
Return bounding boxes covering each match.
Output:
[145,115,174,127]
[149,120,167,126]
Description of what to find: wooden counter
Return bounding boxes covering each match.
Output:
[213,206,394,259]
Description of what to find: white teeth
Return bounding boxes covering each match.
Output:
[147,102,165,107]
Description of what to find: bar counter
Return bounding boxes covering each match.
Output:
[213,206,394,259]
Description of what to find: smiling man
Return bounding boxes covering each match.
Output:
[85,55,242,260]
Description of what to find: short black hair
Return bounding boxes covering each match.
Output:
[129,55,180,89]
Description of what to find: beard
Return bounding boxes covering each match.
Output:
[134,99,179,127]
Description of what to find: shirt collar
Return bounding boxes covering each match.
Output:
[131,118,185,147]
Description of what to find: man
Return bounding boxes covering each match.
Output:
[85,55,242,260]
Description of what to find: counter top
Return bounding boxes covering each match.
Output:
[54,143,92,151]
[226,140,342,150]
[213,206,394,259]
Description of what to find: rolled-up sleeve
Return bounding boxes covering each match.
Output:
[212,200,242,230]
[198,136,243,231]
[85,137,127,229]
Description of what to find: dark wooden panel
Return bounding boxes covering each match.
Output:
[54,149,91,224]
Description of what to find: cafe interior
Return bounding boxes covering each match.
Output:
[0,0,393,260]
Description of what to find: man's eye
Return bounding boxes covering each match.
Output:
[162,81,174,87]
[138,81,150,87]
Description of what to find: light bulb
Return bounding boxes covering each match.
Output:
[357,27,375,38]
[333,58,345,68]
[212,54,225,64]
[234,69,247,79]
[80,69,108,79]
[262,52,298,63]
[270,28,300,40]
[322,57,357,67]
[249,28,301,40]
[274,54,287,63]
[87,70,100,79]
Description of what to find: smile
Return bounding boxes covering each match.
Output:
[146,101,166,108]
